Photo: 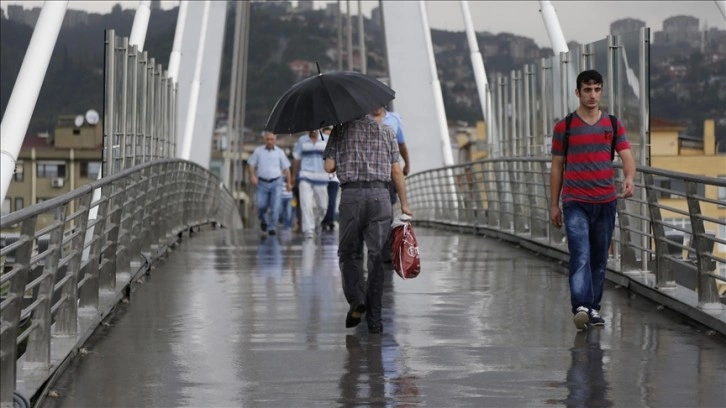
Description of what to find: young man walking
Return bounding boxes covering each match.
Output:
[324,115,412,335]
[549,70,636,330]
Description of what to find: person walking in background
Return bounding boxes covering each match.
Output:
[321,126,340,231]
[278,173,295,232]
[293,129,329,239]
[248,132,292,236]
[549,69,635,331]
[370,106,411,262]
[324,115,412,335]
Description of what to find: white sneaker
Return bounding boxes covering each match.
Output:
[573,306,589,331]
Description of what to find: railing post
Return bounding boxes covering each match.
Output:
[104,30,116,179]
[617,196,640,271]
[685,181,721,307]
[644,173,675,289]
[139,51,148,164]
[0,218,36,405]
[129,44,139,168]
[147,57,156,162]
[79,190,109,309]
[25,204,66,367]
[559,51,569,117]
[607,35,616,116]
[119,37,129,173]
[55,193,92,336]
[540,58,550,157]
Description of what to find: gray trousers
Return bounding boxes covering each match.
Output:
[338,187,392,328]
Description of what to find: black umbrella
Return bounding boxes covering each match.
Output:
[265,65,395,134]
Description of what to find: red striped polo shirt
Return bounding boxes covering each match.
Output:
[551,112,631,203]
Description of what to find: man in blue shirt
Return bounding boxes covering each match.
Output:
[292,129,329,239]
[370,107,411,183]
[248,132,292,235]
[370,107,412,262]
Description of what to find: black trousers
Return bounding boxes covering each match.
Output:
[338,187,391,329]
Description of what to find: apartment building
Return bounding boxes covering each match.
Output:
[650,118,726,292]
[2,115,103,225]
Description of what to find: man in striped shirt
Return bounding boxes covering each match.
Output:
[292,129,329,239]
[549,70,636,330]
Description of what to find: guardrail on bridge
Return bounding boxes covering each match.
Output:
[406,158,726,335]
[0,159,241,407]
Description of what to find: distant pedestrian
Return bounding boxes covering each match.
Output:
[279,174,294,231]
[293,129,329,239]
[549,70,635,331]
[321,126,340,230]
[324,113,412,335]
[248,132,292,236]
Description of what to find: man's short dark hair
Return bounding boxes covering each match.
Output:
[576,70,603,90]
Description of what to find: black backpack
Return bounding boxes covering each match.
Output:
[562,113,618,167]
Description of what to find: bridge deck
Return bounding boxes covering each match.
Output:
[42,227,726,407]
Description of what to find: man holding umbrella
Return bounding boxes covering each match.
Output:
[264,68,411,334]
[323,115,412,334]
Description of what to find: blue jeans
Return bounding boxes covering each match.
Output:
[279,196,293,230]
[256,178,282,231]
[563,200,617,314]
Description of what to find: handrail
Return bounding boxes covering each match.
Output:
[405,157,726,335]
[0,159,241,406]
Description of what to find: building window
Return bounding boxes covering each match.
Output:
[80,161,102,179]
[2,198,10,216]
[14,160,24,182]
[14,197,24,212]
[653,176,705,198]
[718,176,726,208]
[663,217,692,242]
[36,197,49,204]
[37,162,66,178]
[719,220,726,252]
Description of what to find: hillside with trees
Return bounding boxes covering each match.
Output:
[1,2,723,143]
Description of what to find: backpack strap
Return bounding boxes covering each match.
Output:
[562,113,574,168]
[609,114,618,161]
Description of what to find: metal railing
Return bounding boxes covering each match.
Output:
[406,158,726,333]
[104,29,178,176]
[0,159,241,406]
[486,27,650,166]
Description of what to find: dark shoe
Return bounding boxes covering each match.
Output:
[260,222,267,232]
[368,324,383,334]
[345,304,366,328]
[589,309,605,326]
[268,230,276,236]
[573,306,589,331]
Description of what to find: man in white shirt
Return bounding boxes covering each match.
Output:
[248,132,292,236]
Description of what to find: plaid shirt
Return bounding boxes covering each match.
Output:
[323,116,400,184]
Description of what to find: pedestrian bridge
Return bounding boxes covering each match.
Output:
[2,157,725,407]
[29,227,726,408]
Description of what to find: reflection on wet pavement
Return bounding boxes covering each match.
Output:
[43,227,726,407]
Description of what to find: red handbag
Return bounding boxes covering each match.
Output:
[391,216,421,279]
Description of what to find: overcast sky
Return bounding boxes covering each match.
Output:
[1,1,724,47]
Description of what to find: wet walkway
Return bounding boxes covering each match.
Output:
[43,227,726,407]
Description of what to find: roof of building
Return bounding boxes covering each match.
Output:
[21,135,54,150]
[650,117,685,130]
